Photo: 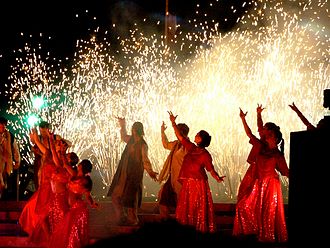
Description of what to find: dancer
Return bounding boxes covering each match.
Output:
[233,108,289,243]
[48,130,74,231]
[158,121,189,220]
[30,121,52,190]
[289,88,330,130]
[168,111,225,233]
[246,104,266,165]
[289,102,315,130]
[107,117,158,225]
[28,133,74,245]
[49,159,98,248]
[0,116,21,200]
[19,127,57,245]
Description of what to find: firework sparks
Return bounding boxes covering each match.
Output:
[3,0,329,202]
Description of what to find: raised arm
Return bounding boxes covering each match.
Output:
[289,102,315,130]
[256,103,264,134]
[48,131,62,168]
[161,121,174,150]
[168,111,183,142]
[161,121,168,146]
[30,128,48,154]
[61,152,77,177]
[239,108,253,139]
[117,117,130,143]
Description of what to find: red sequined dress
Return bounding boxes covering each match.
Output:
[48,166,71,233]
[175,137,217,233]
[233,134,289,242]
[49,176,90,248]
[19,152,56,245]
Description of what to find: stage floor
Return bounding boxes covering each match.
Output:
[0,201,290,247]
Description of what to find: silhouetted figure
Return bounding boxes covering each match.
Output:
[107,117,158,226]
[289,89,330,247]
[316,88,330,129]
[289,88,330,130]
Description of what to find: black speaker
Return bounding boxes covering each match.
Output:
[289,128,330,246]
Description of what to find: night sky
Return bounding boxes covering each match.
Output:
[0,0,248,114]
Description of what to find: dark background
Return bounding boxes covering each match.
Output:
[0,0,249,114]
[0,0,250,201]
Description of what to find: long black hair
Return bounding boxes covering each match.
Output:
[198,130,211,148]
[264,122,284,154]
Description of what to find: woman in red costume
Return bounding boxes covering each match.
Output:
[233,108,289,243]
[19,128,56,245]
[49,159,98,248]
[168,111,225,233]
[40,132,78,239]
[46,132,77,236]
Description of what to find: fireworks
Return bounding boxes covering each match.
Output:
[2,0,329,202]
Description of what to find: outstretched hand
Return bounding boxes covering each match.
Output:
[167,111,177,124]
[161,121,167,132]
[116,116,126,126]
[288,102,299,112]
[239,108,247,118]
[256,103,265,114]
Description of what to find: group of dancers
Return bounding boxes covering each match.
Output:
[156,88,330,243]
[108,106,290,243]
[18,107,288,247]
[16,87,330,247]
[155,108,289,243]
[19,124,98,248]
